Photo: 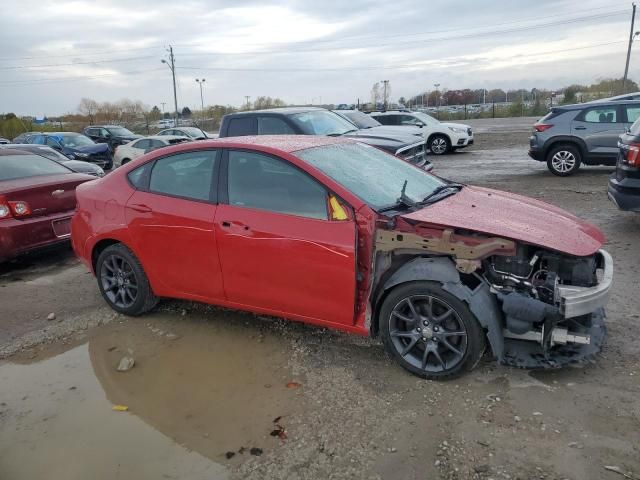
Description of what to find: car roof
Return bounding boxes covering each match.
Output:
[0,149,32,156]
[193,135,355,153]
[555,99,640,110]
[230,107,325,116]
[139,135,186,141]
[88,125,122,128]
[0,143,53,149]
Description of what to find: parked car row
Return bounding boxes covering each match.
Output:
[526,98,640,212]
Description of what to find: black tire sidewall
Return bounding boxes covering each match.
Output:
[429,135,451,155]
[546,144,581,176]
[379,281,485,379]
[96,244,155,316]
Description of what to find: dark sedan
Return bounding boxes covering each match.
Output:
[0,150,94,263]
[0,144,105,177]
[27,132,113,169]
[608,118,640,211]
[83,125,142,149]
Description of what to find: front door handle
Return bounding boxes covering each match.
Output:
[574,126,587,130]
[221,220,250,231]
[129,203,152,213]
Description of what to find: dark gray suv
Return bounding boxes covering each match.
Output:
[529,100,640,176]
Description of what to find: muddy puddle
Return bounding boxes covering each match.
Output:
[0,311,303,479]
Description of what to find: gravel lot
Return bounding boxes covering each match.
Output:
[1,117,639,480]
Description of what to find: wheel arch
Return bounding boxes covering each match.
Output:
[543,136,587,161]
[371,256,504,360]
[91,238,123,272]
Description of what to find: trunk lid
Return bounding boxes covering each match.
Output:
[401,186,605,257]
[1,173,93,217]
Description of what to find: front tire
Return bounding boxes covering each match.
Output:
[429,135,451,155]
[546,144,581,176]
[379,281,485,380]
[96,243,158,316]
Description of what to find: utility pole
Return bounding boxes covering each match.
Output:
[244,96,250,110]
[195,78,206,122]
[434,83,440,119]
[161,45,179,126]
[381,80,389,109]
[623,3,637,93]
[161,102,165,114]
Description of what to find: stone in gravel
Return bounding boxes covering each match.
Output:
[116,356,135,372]
[567,442,584,449]
[165,333,179,340]
[475,465,490,473]
[533,411,543,416]
[249,447,263,456]
[388,447,397,453]
[46,313,56,321]
[225,451,236,459]
[514,416,522,422]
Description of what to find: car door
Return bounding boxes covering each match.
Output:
[214,149,357,325]
[125,150,224,300]
[572,105,625,158]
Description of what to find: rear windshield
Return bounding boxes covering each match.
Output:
[538,109,564,122]
[630,118,640,136]
[0,154,71,181]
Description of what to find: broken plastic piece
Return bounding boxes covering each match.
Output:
[286,382,302,388]
[329,196,348,221]
[112,405,129,412]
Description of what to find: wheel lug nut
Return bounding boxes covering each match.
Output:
[423,321,428,326]
[417,328,421,332]
[432,337,438,342]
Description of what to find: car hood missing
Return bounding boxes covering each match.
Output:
[401,186,605,256]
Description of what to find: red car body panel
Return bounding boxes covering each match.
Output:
[71,135,607,338]
[401,186,605,257]
[1,172,92,262]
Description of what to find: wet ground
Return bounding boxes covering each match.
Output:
[1,119,639,480]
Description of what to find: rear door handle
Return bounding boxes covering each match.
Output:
[129,203,152,213]
[574,126,586,130]
[221,221,231,227]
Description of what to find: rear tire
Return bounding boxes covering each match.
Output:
[379,281,485,380]
[96,243,158,316]
[546,144,581,176]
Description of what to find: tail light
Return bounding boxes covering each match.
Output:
[0,196,32,219]
[534,124,553,132]
[626,143,640,166]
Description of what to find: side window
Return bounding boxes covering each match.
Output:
[582,107,618,123]
[257,116,295,134]
[100,128,110,137]
[150,140,164,149]
[31,135,46,145]
[85,128,94,136]
[399,115,422,125]
[127,163,152,189]
[625,105,640,123]
[373,115,392,125]
[226,117,257,136]
[134,139,150,150]
[149,151,217,201]
[227,150,328,220]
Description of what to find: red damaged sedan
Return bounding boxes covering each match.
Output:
[1,150,93,263]
[72,136,613,379]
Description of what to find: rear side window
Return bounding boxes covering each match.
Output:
[630,118,640,136]
[0,154,71,180]
[226,117,256,136]
[257,116,295,134]
[149,151,218,202]
[581,106,618,123]
[625,105,640,123]
[227,150,328,219]
[538,109,565,122]
[373,115,396,126]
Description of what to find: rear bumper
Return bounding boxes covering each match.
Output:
[608,175,640,211]
[557,250,613,318]
[528,147,544,161]
[0,211,74,263]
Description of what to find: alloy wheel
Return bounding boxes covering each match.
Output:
[389,295,468,373]
[431,137,448,155]
[100,254,138,309]
[551,150,576,173]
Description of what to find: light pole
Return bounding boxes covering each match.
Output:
[434,83,440,118]
[161,45,178,126]
[195,78,206,120]
[244,96,250,110]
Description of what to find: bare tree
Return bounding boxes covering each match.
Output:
[371,82,381,106]
[78,98,98,124]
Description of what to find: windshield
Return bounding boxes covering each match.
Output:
[296,143,444,210]
[413,112,440,126]
[0,154,71,181]
[336,111,381,129]
[290,110,357,135]
[107,127,135,136]
[58,134,95,148]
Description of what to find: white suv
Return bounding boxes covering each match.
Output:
[370,111,474,155]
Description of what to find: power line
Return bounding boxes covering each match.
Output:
[0,67,166,86]
[0,55,156,71]
[0,44,165,62]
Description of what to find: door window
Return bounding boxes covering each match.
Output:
[226,117,257,136]
[149,151,217,202]
[582,106,618,123]
[257,116,295,134]
[45,137,60,148]
[625,105,640,123]
[227,150,328,219]
[374,115,396,126]
[399,115,423,125]
[133,139,150,150]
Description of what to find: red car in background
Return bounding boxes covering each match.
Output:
[0,150,93,262]
[72,136,612,379]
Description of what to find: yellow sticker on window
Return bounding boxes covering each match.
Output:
[329,196,348,221]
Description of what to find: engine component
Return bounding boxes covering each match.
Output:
[499,292,558,334]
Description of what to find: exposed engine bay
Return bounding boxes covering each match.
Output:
[374,226,612,368]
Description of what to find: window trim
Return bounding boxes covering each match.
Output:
[128,149,221,205]
[220,148,348,221]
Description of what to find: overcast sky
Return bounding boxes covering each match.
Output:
[0,0,636,116]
